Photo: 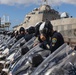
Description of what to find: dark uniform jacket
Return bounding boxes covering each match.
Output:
[16,33,25,41]
[50,31,64,53]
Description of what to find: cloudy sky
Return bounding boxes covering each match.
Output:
[0,0,76,29]
[0,0,76,5]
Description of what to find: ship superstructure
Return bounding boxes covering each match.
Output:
[0,15,11,31]
[13,0,60,30]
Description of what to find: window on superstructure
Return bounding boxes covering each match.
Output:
[34,8,38,11]
[28,17,31,20]
[31,12,35,14]
[38,11,43,14]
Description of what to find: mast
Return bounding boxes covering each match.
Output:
[42,0,48,5]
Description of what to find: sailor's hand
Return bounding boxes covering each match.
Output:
[33,42,39,47]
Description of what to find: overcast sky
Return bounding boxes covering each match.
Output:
[0,0,76,5]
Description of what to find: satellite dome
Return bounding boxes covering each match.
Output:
[61,12,69,18]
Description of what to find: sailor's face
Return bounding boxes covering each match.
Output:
[40,34,46,41]
[20,31,24,34]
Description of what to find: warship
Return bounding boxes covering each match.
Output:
[13,0,76,47]
[0,0,76,75]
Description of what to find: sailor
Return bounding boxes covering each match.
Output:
[10,31,15,38]
[34,22,43,37]
[33,21,50,48]
[20,26,35,55]
[27,26,35,34]
[16,27,25,41]
[23,26,35,42]
[19,27,25,35]
[19,26,35,47]
[33,22,43,47]
[39,20,64,53]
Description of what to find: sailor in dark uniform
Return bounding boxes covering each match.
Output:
[33,22,43,47]
[32,20,51,48]
[33,21,51,47]
[50,30,64,53]
[34,22,42,37]
[16,27,25,41]
[39,20,64,53]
